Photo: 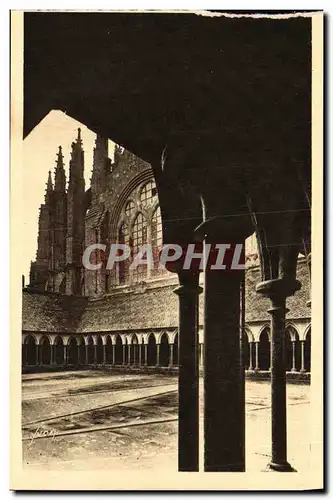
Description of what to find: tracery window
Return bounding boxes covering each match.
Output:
[140,181,157,207]
[132,213,147,283]
[151,206,163,275]
[125,200,135,217]
[118,222,130,284]
[114,177,166,285]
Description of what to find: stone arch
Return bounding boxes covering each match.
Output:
[78,336,86,365]
[147,332,157,366]
[159,332,169,367]
[304,327,311,372]
[115,334,123,365]
[173,332,179,366]
[24,334,37,366]
[86,335,94,364]
[95,335,103,363]
[130,334,139,364]
[285,325,301,372]
[67,337,79,365]
[39,335,51,365]
[259,326,271,371]
[242,329,250,370]
[109,169,153,242]
[54,336,64,365]
[105,335,113,364]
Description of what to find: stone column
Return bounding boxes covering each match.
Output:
[112,344,116,365]
[85,344,89,365]
[138,344,142,366]
[291,341,296,372]
[249,342,254,370]
[144,344,148,366]
[128,344,131,365]
[103,344,107,364]
[64,345,67,366]
[300,340,305,372]
[255,341,259,371]
[174,271,202,472]
[122,344,126,365]
[50,344,54,366]
[35,344,39,366]
[256,278,300,472]
[204,267,245,472]
[94,345,98,364]
[156,344,160,366]
[169,343,174,367]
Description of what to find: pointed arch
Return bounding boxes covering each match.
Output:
[105,335,113,364]
[285,325,301,371]
[159,332,169,367]
[95,334,103,363]
[39,335,51,365]
[68,337,79,365]
[147,333,157,366]
[24,334,37,366]
[173,332,179,366]
[86,335,94,364]
[115,334,123,364]
[304,327,311,372]
[118,221,130,284]
[78,336,86,365]
[132,212,148,283]
[259,327,270,371]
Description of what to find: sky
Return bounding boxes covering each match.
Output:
[22,110,115,284]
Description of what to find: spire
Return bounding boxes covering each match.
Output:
[47,170,53,190]
[54,145,66,192]
[69,128,85,188]
[45,170,53,203]
[91,134,109,196]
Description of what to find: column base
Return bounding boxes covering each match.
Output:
[267,461,296,472]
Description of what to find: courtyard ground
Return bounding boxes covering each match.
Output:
[21,370,311,473]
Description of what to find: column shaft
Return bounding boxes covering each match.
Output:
[291,341,296,372]
[300,340,305,372]
[174,272,201,472]
[112,344,116,365]
[268,296,289,469]
[204,269,245,472]
[138,344,142,366]
[255,342,259,370]
[249,342,253,370]
[169,344,174,367]
[156,344,160,366]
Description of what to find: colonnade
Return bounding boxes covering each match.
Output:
[22,324,311,373]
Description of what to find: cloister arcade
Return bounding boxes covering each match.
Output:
[22,325,310,373]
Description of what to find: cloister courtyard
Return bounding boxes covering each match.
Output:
[22,370,311,472]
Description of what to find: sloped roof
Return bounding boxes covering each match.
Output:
[77,284,180,333]
[22,260,310,334]
[22,292,87,333]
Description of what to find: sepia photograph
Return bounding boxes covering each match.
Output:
[10,8,323,491]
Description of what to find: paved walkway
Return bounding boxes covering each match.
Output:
[22,370,311,472]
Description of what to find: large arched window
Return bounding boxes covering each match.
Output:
[140,181,157,207]
[132,213,147,283]
[118,222,130,284]
[151,206,163,275]
[114,177,167,285]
